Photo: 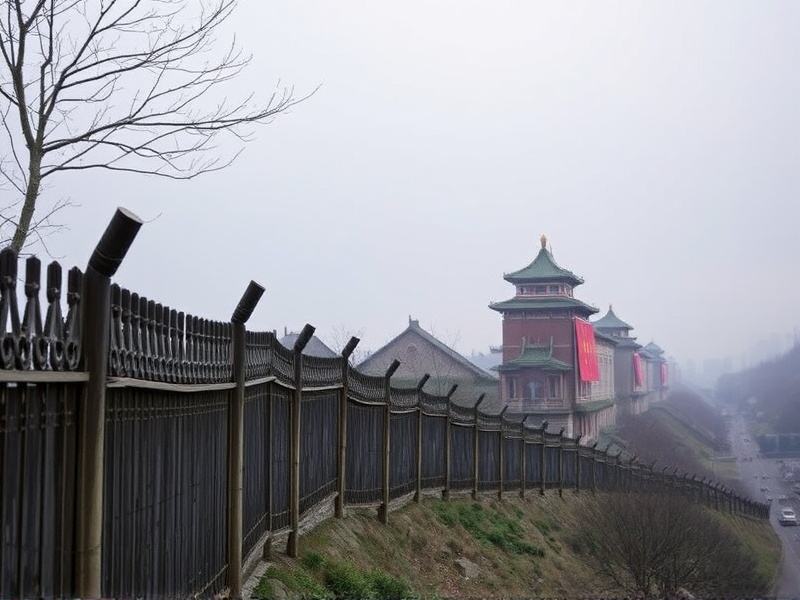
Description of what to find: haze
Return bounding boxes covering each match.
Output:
[29,1,800,377]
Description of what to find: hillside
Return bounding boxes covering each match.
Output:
[249,490,777,599]
[249,391,779,599]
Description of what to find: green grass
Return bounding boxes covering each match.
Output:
[431,500,545,557]
[253,565,328,599]
[254,557,412,599]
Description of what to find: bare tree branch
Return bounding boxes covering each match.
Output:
[0,0,308,252]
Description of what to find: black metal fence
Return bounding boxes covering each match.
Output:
[0,209,770,599]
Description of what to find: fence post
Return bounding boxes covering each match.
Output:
[262,333,275,560]
[558,428,565,498]
[520,417,529,500]
[287,324,315,558]
[380,360,400,524]
[591,442,598,494]
[233,297,263,555]
[336,337,360,519]
[574,435,583,494]
[498,406,508,501]
[227,281,265,598]
[414,374,430,502]
[75,208,142,598]
[540,421,548,496]
[472,394,484,500]
[443,384,458,501]
[627,457,637,492]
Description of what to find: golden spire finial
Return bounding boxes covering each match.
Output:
[540,234,547,249]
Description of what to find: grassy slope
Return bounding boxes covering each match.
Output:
[256,492,621,599]
[254,491,778,599]
[254,403,779,599]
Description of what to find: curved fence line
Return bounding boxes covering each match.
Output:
[0,246,768,600]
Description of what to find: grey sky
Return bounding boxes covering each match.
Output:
[31,1,800,369]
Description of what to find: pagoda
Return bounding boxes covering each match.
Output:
[592,305,647,414]
[489,235,600,436]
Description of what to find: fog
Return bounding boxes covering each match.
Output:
[16,1,800,374]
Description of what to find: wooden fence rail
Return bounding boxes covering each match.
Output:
[0,208,770,599]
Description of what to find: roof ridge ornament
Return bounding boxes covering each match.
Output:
[540,234,547,249]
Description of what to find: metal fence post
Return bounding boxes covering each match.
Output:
[443,384,457,501]
[498,406,508,501]
[75,208,142,598]
[336,337,360,519]
[558,428,565,498]
[520,417,528,500]
[574,435,583,494]
[540,421,548,496]
[380,360,400,524]
[287,324,314,558]
[472,394,484,500]
[414,374,430,502]
[227,281,264,598]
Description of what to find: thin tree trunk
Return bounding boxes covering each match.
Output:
[12,152,42,253]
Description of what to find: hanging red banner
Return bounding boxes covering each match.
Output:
[661,362,668,386]
[574,318,600,382]
[633,353,643,387]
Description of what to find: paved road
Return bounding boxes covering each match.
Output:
[729,415,800,598]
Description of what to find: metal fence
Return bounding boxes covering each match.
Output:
[0,209,770,599]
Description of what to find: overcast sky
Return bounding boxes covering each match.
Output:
[27,1,800,370]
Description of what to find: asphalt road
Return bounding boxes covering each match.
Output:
[729,415,800,599]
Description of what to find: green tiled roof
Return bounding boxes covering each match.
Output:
[503,247,584,286]
[644,341,664,356]
[489,297,598,316]
[593,306,633,331]
[496,341,572,373]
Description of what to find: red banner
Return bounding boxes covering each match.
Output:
[574,318,600,382]
[661,362,668,386]
[633,353,643,387]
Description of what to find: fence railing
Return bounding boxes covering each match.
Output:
[0,208,770,599]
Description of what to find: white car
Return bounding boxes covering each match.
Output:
[779,508,797,526]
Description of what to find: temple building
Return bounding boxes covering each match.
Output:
[357,318,500,408]
[592,306,669,415]
[489,235,616,439]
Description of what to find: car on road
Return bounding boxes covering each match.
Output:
[779,508,797,526]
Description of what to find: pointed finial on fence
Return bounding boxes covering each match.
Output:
[342,336,360,359]
[559,428,565,437]
[231,281,265,324]
[541,420,549,432]
[499,406,509,417]
[293,324,315,353]
[474,393,486,409]
[446,384,458,398]
[385,359,400,379]
[416,373,430,390]
[88,207,143,277]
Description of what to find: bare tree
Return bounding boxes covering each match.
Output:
[0,0,308,252]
